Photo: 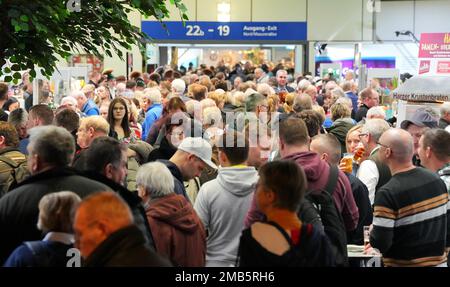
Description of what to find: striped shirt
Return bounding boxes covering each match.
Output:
[438,163,450,194]
[370,167,450,267]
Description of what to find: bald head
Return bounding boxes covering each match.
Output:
[379,128,414,164]
[74,191,133,258]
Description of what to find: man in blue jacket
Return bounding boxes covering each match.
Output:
[141,89,163,141]
[73,91,99,116]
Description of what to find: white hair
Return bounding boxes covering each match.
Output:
[60,96,77,107]
[214,89,226,95]
[143,88,162,104]
[171,78,186,95]
[257,83,275,97]
[70,90,85,99]
[37,191,81,233]
[200,98,216,110]
[136,162,174,199]
[331,87,345,98]
[335,96,353,110]
[203,106,222,127]
[297,79,311,92]
[276,69,287,77]
[28,125,75,167]
[115,83,126,95]
[244,88,257,98]
[362,119,391,143]
[367,106,386,119]
[186,100,202,120]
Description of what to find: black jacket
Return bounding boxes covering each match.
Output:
[439,118,449,129]
[147,137,177,162]
[84,225,171,267]
[354,104,370,122]
[158,160,190,203]
[0,167,111,264]
[80,171,155,250]
[72,149,87,171]
[345,173,373,245]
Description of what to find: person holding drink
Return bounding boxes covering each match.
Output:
[274,70,294,104]
[339,125,366,175]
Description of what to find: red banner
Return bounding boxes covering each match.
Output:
[418,60,431,74]
[437,61,450,74]
[418,33,450,58]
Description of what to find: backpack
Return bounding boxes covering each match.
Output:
[297,165,349,267]
[0,154,29,196]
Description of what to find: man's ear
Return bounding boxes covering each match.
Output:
[96,219,110,238]
[320,153,328,161]
[187,153,195,162]
[425,146,432,159]
[104,163,114,180]
[87,126,95,138]
[0,135,6,146]
[367,133,372,144]
[31,153,39,173]
[385,147,392,159]
[266,189,276,205]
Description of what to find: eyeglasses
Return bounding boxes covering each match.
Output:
[377,141,390,149]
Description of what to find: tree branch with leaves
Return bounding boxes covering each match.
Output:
[0,0,188,83]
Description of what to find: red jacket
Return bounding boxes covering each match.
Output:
[146,193,206,267]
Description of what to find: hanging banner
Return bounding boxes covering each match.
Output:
[418,33,450,75]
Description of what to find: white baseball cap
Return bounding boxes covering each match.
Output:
[177,137,217,169]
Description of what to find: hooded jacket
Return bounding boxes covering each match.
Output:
[145,193,206,267]
[194,166,258,267]
[283,152,359,231]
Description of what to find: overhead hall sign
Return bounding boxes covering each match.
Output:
[141,21,307,41]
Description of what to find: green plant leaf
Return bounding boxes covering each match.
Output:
[20,15,29,22]
[13,72,22,79]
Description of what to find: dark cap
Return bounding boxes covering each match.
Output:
[400,108,438,129]
[136,78,145,88]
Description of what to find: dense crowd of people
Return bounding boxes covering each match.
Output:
[0,60,449,267]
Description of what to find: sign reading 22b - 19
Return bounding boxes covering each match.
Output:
[141,21,307,41]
